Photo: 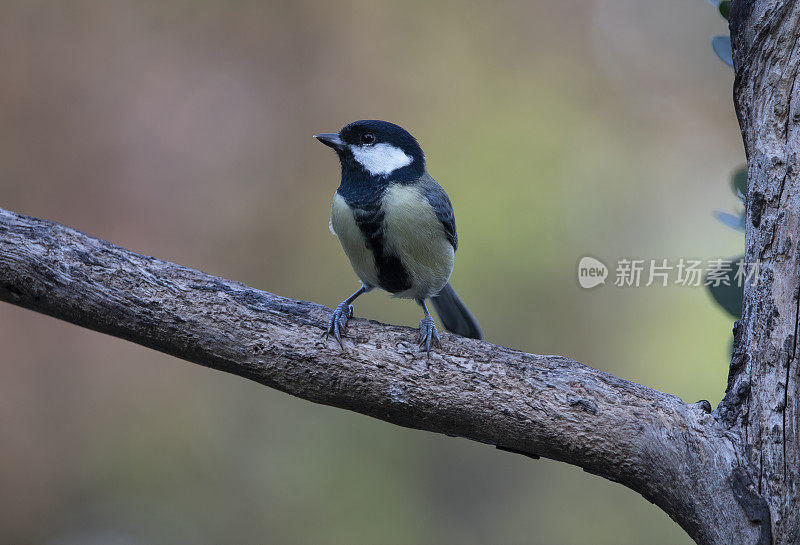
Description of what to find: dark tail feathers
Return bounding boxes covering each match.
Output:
[430,282,483,340]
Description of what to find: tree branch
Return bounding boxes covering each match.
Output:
[0,206,762,544]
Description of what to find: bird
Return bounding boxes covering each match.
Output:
[314,119,482,352]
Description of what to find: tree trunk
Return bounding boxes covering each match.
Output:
[715,2,800,543]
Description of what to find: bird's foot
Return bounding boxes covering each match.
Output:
[418,314,441,355]
[325,301,354,348]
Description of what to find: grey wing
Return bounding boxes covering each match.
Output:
[419,175,458,251]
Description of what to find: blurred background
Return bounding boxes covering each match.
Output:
[0,1,743,543]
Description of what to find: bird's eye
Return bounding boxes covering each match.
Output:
[360,132,376,145]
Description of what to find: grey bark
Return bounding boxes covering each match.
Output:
[715,2,800,543]
[0,207,764,544]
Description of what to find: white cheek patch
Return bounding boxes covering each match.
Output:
[350,143,413,177]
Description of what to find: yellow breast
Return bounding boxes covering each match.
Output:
[381,184,454,299]
[330,192,379,288]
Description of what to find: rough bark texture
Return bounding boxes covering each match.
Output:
[715,2,800,543]
[0,207,760,544]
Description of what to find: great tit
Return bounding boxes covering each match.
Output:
[314,119,482,352]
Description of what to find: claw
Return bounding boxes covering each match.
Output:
[325,301,354,349]
[418,314,441,356]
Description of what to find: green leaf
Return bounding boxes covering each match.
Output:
[719,1,731,19]
[712,36,733,68]
[713,210,745,231]
[706,255,744,318]
[731,165,747,196]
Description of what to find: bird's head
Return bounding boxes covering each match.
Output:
[314,120,425,182]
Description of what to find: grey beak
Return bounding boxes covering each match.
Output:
[314,133,344,149]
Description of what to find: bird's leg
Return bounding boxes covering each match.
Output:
[417,299,441,355]
[326,285,369,348]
